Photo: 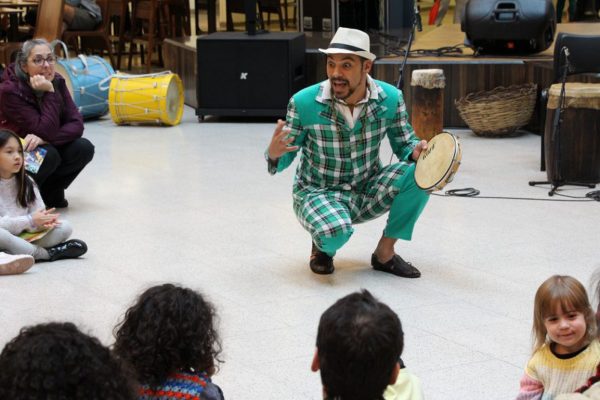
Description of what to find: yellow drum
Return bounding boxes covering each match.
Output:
[108,71,184,126]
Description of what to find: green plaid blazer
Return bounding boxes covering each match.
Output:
[274,78,419,192]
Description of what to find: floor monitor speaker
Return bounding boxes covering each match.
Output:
[462,0,556,54]
[196,32,306,119]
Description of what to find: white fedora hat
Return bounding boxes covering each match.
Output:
[319,27,377,61]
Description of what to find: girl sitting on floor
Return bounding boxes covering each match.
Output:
[516,275,600,400]
[0,129,87,264]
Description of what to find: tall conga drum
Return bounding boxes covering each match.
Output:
[545,82,600,183]
[410,69,445,141]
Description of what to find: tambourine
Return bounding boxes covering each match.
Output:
[414,132,462,192]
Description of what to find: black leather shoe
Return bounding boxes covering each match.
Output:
[371,254,421,278]
[46,198,68,209]
[54,198,69,209]
[46,239,87,261]
[310,242,334,275]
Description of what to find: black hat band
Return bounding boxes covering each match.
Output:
[328,43,367,52]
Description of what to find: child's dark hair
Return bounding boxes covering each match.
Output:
[0,129,36,208]
[0,322,137,400]
[317,289,403,400]
[113,283,222,387]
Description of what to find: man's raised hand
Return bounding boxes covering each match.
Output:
[268,119,299,161]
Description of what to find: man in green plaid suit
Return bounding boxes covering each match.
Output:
[265,28,430,278]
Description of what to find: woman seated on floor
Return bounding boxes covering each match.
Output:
[0,38,94,208]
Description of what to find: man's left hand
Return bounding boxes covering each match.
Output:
[411,140,428,161]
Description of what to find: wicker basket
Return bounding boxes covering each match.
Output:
[455,83,537,137]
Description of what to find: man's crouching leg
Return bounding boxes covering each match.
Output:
[296,193,355,275]
[310,232,353,275]
[372,164,430,278]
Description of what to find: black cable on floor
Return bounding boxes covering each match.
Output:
[431,187,600,202]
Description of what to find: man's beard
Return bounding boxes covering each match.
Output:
[330,78,354,100]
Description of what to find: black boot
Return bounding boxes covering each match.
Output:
[310,242,334,275]
[46,240,87,261]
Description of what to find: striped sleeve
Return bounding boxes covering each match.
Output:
[516,372,544,400]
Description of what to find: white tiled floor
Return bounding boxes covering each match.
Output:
[1,105,599,399]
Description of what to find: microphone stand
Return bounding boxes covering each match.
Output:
[549,47,570,195]
[396,3,422,90]
[529,46,596,195]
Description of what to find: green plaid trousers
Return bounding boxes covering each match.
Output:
[270,79,430,256]
[294,162,429,256]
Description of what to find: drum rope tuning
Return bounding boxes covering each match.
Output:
[52,39,114,120]
[108,72,184,126]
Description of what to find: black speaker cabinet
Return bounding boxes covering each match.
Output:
[384,0,414,43]
[196,32,306,119]
[462,0,556,54]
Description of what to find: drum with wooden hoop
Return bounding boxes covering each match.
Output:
[545,82,600,183]
[54,54,114,120]
[414,132,462,191]
[107,72,184,126]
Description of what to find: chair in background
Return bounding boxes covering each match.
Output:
[282,0,297,27]
[258,0,284,31]
[62,0,116,67]
[194,0,216,34]
[106,0,130,70]
[0,0,64,66]
[225,0,284,31]
[163,0,191,37]
[127,0,169,72]
[529,32,600,194]
[225,0,245,31]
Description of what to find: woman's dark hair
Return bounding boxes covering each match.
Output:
[0,322,137,400]
[0,129,36,207]
[113,284,222,387]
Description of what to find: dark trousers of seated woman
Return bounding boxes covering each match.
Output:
[31,138,95,208]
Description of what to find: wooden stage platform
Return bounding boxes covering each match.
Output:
[163,23,600,127]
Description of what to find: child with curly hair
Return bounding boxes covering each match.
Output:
[516,275,600,400]
[113,283,224,400]
[0,322,136,399]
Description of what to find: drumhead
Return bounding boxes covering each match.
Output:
[165,74,184,126]
[414,132,460,191]
[54,62,74,98]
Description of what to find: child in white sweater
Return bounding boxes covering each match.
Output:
[0,129,86,266]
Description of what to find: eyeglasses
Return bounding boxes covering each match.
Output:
[29,55,56,66]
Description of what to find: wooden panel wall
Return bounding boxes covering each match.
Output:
[163,37,198,109]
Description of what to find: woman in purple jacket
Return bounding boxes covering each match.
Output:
[0,38,94,208]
